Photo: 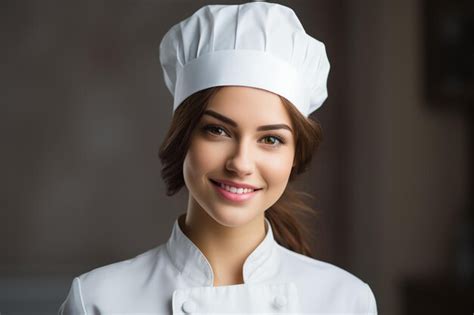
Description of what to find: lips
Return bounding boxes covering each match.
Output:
[209,179,261,202]
[210,179,262,190]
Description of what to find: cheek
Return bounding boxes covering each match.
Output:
[183,139,225,180]
[259,150,294,188]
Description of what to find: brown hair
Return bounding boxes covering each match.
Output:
[158,87,323,258]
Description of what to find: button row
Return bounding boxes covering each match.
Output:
[181,295,287,313]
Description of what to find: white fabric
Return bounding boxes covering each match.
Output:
[159,2,330,117]
[58,215,377,314]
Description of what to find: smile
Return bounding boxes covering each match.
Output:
[209,179,262,202]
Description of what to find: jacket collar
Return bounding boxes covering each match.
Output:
[165,214,281,287]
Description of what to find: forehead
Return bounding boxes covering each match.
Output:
[205,86,292,125]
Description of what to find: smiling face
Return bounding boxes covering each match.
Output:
[183,86,296,228]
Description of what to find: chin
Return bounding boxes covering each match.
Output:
[206,206,260,228]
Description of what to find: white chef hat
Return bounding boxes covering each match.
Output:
[158,1,330,117]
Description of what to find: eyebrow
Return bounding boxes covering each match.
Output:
[203,110,293,133]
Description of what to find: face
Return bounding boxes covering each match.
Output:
[183,86,296,228]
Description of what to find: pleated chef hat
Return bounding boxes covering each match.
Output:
[158,1,330,117]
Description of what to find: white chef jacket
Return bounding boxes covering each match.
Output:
[58,216,377,314]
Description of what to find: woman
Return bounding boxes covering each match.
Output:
[59,2,377,314]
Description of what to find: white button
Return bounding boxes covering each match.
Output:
[273,295,287,309]
[181,300,197,313]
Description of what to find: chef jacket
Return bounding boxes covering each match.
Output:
[58,216,377,314]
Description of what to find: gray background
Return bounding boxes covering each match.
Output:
[1,0,470,314]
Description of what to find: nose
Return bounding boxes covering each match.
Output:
[225,139,254,177]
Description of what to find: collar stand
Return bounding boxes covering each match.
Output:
[165,214,280,286]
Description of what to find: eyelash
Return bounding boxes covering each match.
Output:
[202,125,286,146]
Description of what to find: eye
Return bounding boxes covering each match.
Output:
[203,125,229,137]
[260,135,285,146]
[202,124,285,147]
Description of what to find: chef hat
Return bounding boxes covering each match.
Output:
[158,1,330,117]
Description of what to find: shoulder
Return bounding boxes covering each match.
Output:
[59,244,169,313]
[77,244,166,298]
[277,244,365,286]
[276,244,377,313]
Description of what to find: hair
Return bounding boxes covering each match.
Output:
[158,86,323,258]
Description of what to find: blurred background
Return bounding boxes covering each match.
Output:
[1,0,473,314]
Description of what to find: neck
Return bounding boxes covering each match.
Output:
[180,196,267,286]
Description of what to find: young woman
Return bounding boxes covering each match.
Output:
[59,2,377,314]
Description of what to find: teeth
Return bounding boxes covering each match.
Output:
[219,182,255,194]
